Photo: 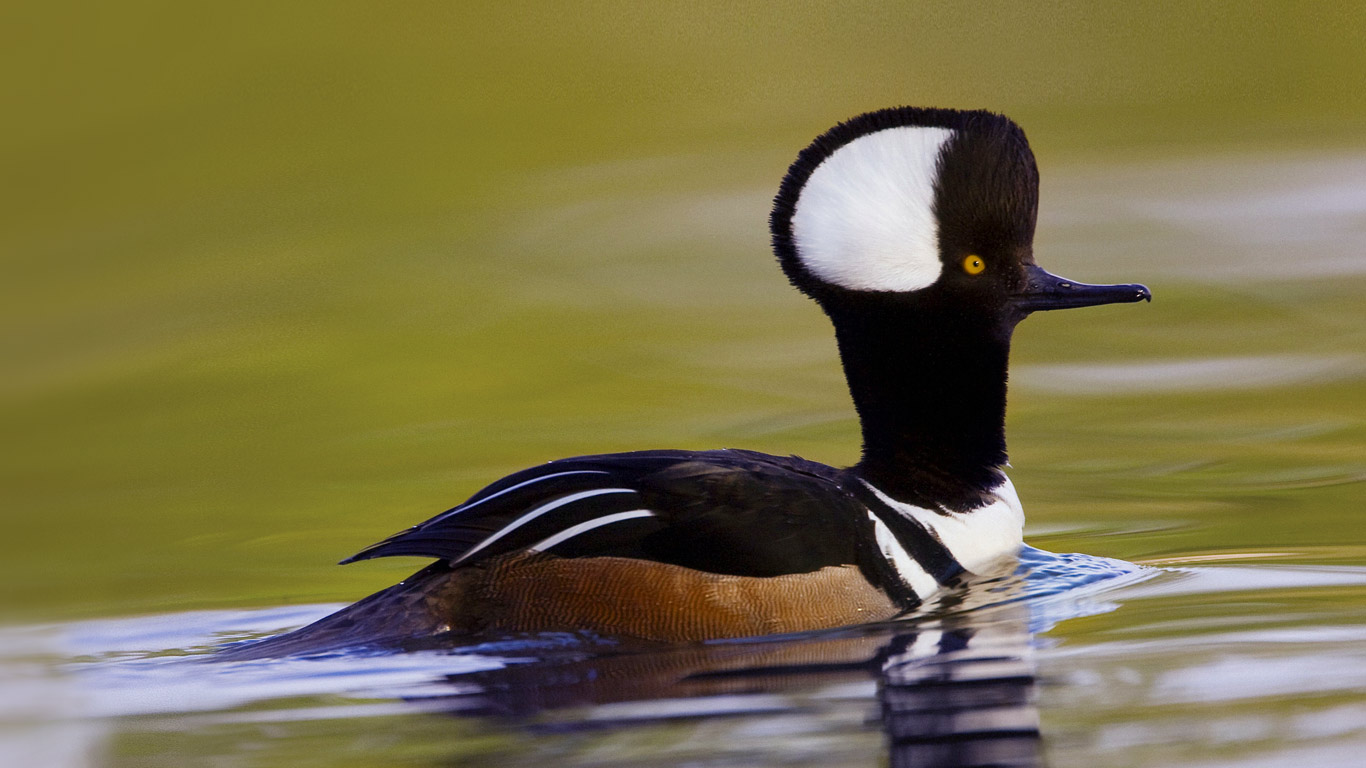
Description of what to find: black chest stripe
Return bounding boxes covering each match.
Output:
[852,483,966,587]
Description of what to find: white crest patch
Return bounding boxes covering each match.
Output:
[791,125,953,292]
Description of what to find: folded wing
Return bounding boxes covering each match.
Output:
[342,449,874,578]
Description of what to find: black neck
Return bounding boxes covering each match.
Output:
[827,301,1011,510]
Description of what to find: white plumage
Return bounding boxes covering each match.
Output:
[791,126,953,293]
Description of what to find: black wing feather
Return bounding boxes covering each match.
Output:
[340,461,658,564]
[341,449,876,579]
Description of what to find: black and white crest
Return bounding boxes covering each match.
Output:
[770,107,1039,304]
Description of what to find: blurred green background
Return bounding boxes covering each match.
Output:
[3,1,1364,621]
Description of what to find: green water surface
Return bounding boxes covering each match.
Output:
[6,1,1364,621]
[3,5,1366,764]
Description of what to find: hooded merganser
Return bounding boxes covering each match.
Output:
[225,107,1149,656]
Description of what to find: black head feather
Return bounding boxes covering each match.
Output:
[770,106,1039,307]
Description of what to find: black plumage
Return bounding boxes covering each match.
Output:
[343,449,956,608]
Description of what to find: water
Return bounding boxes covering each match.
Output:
[10,144,1364,764]
[5,146,1365,765]
[8,551,1366,767]
[5,6,1366,766]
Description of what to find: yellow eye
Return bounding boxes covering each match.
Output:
[962,255,986,275]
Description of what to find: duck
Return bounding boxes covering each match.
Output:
[220,106,1150,658]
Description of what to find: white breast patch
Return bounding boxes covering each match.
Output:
[863,476,1025,576]
[868,510,941,599]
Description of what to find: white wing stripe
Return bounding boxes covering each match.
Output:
[527,509,656,553]
[453,487,636,563]
[428,470,611,524]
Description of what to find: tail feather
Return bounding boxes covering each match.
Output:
[215,563,464,661]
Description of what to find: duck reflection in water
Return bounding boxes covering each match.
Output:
[418,600,1040,768]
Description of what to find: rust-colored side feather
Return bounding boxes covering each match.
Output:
[219,554,902,659]
[459,553,901,642]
